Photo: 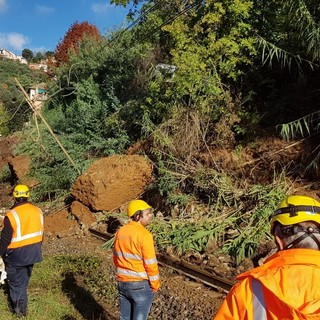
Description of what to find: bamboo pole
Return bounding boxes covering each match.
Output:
[15,78,81,175]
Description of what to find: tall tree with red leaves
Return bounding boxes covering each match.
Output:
[55,21,101,65]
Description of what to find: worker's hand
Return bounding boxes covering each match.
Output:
[0,257,6,284]
[0,270,6,284]
[0,257,4,271]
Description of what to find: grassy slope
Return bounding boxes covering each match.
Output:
[0,254,117,320]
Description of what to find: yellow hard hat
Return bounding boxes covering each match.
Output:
[12,184,30,198]
[270,195,320,234]
[127,200,151,217]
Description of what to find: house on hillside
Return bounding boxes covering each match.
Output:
[0,48,16,60]
[29,61,48,72]
[0,48,27,64]
[28,83,47,112]
[17,56,27,64]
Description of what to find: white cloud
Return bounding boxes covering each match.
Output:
[36,5,55,14]
[0,0,8,12]
[0,33,29,51]
[91,3,110,14]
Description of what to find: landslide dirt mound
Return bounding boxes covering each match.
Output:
[0,136,21,207]
[0,136,19,170]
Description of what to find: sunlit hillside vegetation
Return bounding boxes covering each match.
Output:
[1,0,320,263]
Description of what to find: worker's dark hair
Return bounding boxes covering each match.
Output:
[14,197,28,203]
[130,210,142,222]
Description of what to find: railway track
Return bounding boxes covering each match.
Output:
[88,228,234,294]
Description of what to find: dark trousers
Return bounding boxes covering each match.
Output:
[5,264,33,317]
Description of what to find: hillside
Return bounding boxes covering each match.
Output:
[1,0,320,285]
[1,133,319,319]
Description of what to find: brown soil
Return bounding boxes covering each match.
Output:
[71,155,153,212]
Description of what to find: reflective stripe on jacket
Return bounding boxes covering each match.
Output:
[214,249,320,320]
[6,203,44,249]
[113,221,160,292]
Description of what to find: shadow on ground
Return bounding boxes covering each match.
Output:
[62,272,108,320]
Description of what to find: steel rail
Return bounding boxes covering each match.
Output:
[88,228,234,293]
[157,254,233,293]
[88,228,114,241]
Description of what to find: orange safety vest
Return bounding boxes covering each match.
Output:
[6,203,44,249]
[214,249,320,320]
[113,221,160,292]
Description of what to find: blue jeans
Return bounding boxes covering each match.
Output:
[118,280,154,320]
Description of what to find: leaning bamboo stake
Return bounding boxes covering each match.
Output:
[15,78,81,175]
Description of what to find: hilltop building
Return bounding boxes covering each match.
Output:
[0,48,51,73]
[29,61,48,72]
[0,48,27,64]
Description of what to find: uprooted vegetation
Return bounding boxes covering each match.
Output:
[0,110,317,269]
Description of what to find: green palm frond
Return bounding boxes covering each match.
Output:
[287,0,320,61]
[279,110,320,140]
[306,144,320,172]
[257,36,315,71]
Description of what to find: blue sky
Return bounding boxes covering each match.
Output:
[0,0,133,56]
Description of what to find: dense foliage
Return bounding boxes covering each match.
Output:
[0,59,46,135]
[22,48,55,63]
[2,0,320,262]
[55,21,101,65]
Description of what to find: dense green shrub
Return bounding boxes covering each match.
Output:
[0,59,46,133]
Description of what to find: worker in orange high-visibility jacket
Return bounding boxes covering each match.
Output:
[0,184,44,318]
[113,199,160,320]
[214,195,320,320]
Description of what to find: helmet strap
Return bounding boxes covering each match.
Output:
[284,227,320,250]
[273,205,320,217]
